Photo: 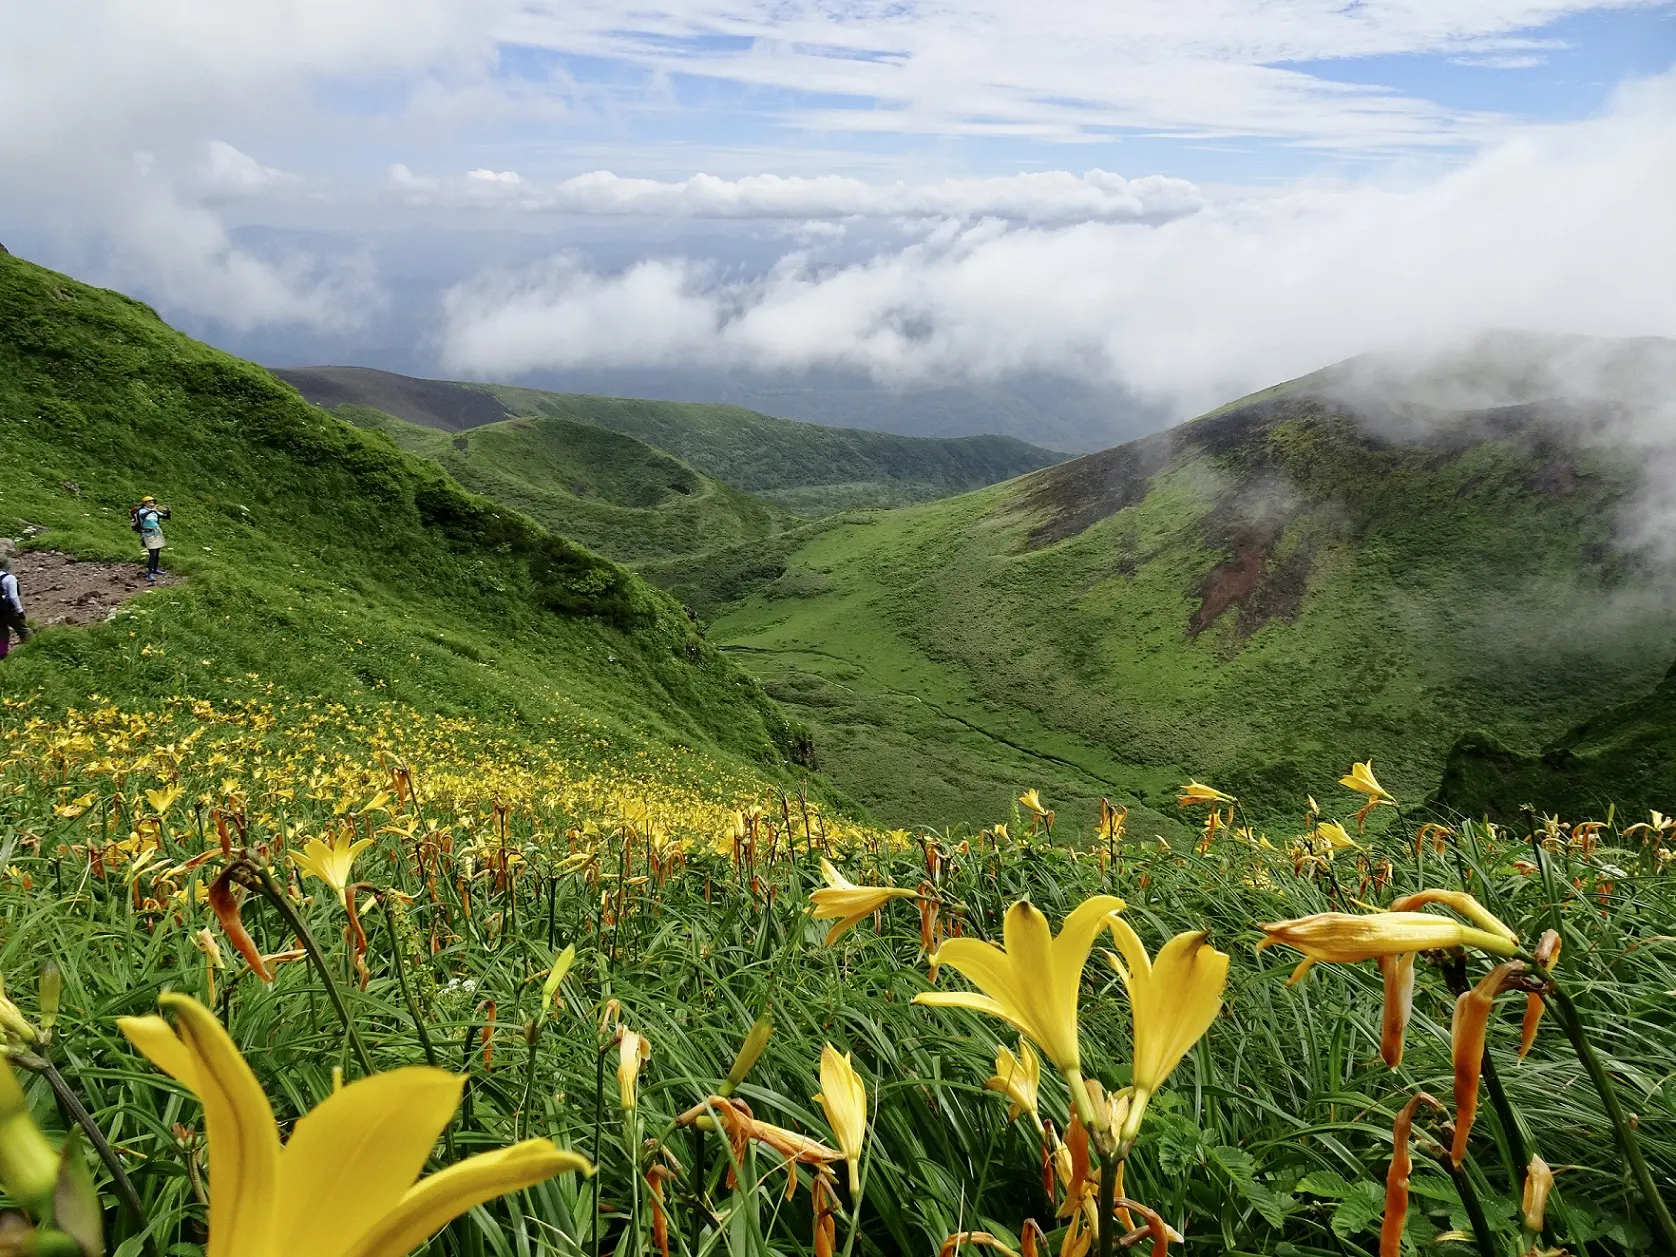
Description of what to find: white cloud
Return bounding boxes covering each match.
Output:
[504,0,1666,148]
[440,71,1676,416]
[391,167,1206,223]
[200,141,303,198]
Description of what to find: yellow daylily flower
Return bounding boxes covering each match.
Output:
[914,894,1126,1084]
[1339,760,1394,803]
[1176,780,1234,808]
[116,993,589,1257]
[1104,921,1228,1141]
[983,1037,1041,1124]
[146,784,185,817]
[810,859,916,944]
[1018,790,1048,817]
[813,1045,868,1193]
[1314,820,1358,853]
[291,830,375,896]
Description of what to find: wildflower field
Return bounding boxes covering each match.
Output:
[0,694,1671,1257]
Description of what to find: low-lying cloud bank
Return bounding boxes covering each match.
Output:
[391,166,1207,224]
[440,72,1676,419]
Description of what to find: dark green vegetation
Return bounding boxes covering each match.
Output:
[712,386,1676,830]
[1438,658,1676,822]
[0,252,801,771]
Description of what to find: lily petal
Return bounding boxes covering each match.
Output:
[161,992,281,1257]
[340,1141,592,1257]
[116,1014,202,1092]
[273,1067,464,1257]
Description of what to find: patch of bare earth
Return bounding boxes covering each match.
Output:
[7,550,181,627]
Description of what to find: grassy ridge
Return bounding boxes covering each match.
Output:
[712,395,1676,828]
[487,385,1066,512]
[338,404,790,566]
[0,251,803,773]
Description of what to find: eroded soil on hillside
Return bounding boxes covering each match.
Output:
[6,550,180,627]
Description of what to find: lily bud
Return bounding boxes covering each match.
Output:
[617,1028,651,1110]
[1258,910,1518,963]
[0,1058,57,1215]
[1520,930,1563,1061]
[721,1018,773,1096]
[539,945,576,1020]
[36,967,59,1038]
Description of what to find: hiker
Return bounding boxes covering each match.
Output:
[0,556,28,658]
[131,496,171,583]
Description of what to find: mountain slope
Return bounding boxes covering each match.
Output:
[0,253,803,775]
[274,365,1066,514]
[711,351,1676,829]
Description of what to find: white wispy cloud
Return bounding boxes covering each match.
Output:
[439,72,1676,416]
[389,166,1206,223]
[503,0,1664,148]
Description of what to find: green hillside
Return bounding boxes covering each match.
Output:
[1436,657,1676,822]
[338,404,790,563]
[489,386,1065,512]
[710,385,1676,830]
[0,252,805,775]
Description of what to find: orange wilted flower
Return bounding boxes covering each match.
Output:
[1378,952,1416,1068]
[1451,962,1527,1164]
[1519,929,1562,1061]
[1522,1156,1555,1234]
[208,867,271,983]
[938,1233,1021,1257]
[812,1169,840,1257]
[1381,1093,1443,1257]
[646,1163,675,1257]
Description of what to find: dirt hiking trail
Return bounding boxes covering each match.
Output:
[4,548,181,628]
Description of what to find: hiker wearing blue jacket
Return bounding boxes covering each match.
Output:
[131,496,172,583]
[0,556,28,658]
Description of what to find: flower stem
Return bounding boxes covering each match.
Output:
[12,1049,155,1254]
[1543,976,1676,1251]
[378,895,436,1067]
[1096,1153,1120,1257]
[1438,1154,1498,1257]
[252,864,374,1076]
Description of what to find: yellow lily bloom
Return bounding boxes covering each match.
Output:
[813,1045,868,1193]
[1176,781,1234,808]
[291,830,375,896]
[1018,790,1047,816]
[810,859,916,944]
[1339,760,1394,803]
[1258,910,1518,969]
[1314,820,1358,853]
[914,895,1126,1079]
[1104,921,1228,1141]
[145,784,185,816]
[983,1037,1041,1123]
[117,993,589,1257]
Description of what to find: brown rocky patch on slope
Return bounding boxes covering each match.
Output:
[3,547,179,628]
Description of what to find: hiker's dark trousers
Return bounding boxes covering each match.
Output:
[0,611,28,656]
[145,546,162,575]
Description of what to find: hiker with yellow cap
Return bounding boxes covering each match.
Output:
[130,496,172,584]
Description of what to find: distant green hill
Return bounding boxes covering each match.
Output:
[711,371,1676,831]
[273,365,1065,516]
[1436,659,1676,823]
[486,385,1067,513]
[0,253,804,775]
